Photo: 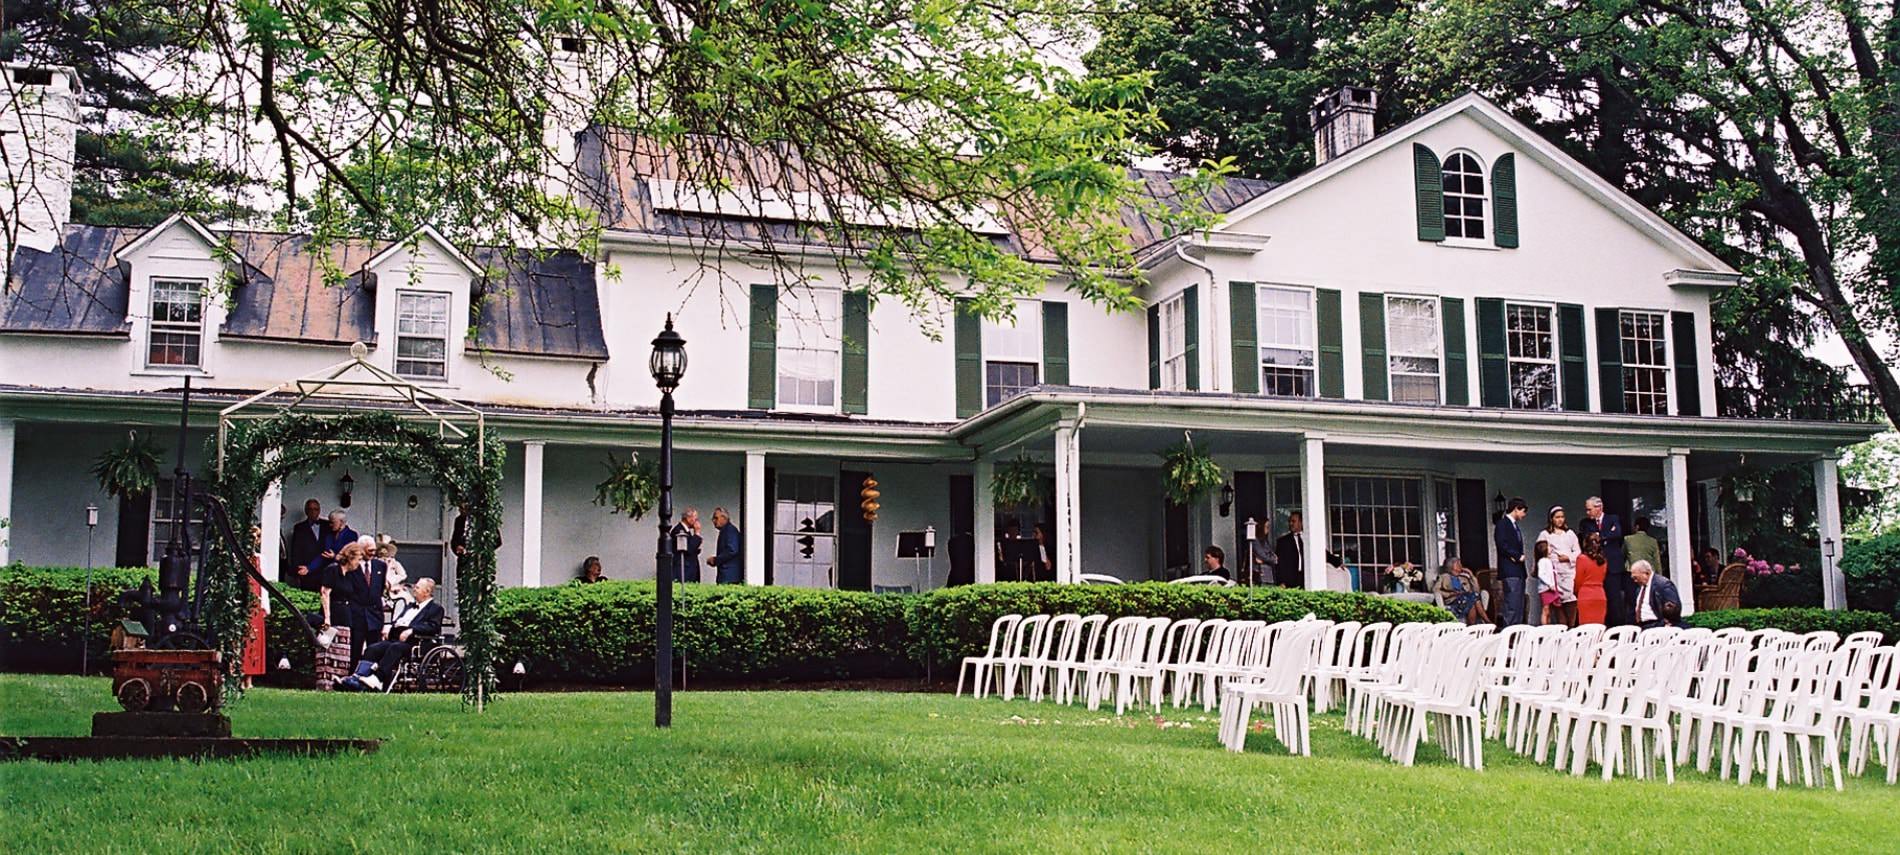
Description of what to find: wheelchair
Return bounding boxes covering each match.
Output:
[381,616,466,694]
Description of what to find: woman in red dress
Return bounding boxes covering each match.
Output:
[243,529,268,688]
[1574,532,1610,626]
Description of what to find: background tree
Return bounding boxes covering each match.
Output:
[63,0,1231,324]
[0,0,253,225]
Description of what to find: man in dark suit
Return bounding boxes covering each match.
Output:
[1495,497,1530,625]
[1630,560,1684,629]
[1579,496,1631,625]
[1273,512,1341,589]
[286,499,327,591]
[314,510,360,572]
[1275,512,1308,588]
[671,508,705,582]
[708,507,744,584]
[347,578,445,691]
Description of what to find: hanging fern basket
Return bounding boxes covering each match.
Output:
[991,454,1045,509]
[1160,433,1224,507]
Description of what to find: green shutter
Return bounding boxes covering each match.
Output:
[1672,310,1703,416]
[1359,292,1388,401]
[1596,307,1624,414]
[1229,282,1258,394]
[1442,297,1468,406]
[1492,153,1519,249]
[841,291,869,414]
[1476,297,1508,407]
[747,284,777,410]
[1041,301,1069,386]
[1182,285,1200,391]
[954,299,982,418]
[1147,304,1161,389]
[1558,303,1588,412]
[1414,144,1445,242]
[1317,288,1344,398]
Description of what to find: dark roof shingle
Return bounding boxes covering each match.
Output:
[2,224,609,361]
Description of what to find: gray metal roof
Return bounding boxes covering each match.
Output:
[2,224,609,360]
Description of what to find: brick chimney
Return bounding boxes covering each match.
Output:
[2,64,81,264]
[1309,86,1378,165]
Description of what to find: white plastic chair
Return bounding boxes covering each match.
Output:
[956,613,1022,698]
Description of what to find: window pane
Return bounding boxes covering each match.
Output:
[985,361,1039,406]
[981,301,1041,362]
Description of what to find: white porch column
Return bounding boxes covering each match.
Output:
[258,456,283,583]
[1301,433,1329,591]
[744,451,767,585]
[973,456,996,584]
[1054,424,1083,583]
[520,440,545,587]
[1815,455,1846,610]
[0,418,14,566]
[1664,449,1696,616]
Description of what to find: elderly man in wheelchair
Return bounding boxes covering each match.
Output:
[340,577,444,692]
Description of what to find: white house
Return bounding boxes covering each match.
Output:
[0,67,1881,613]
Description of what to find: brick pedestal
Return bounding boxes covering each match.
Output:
[315,627,353,691]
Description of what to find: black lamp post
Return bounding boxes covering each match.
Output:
[649,314,688,728]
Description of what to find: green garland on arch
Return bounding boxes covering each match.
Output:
[205,410,505,708]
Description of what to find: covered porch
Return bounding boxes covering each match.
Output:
[954,389,1878,614]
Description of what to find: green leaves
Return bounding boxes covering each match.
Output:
[991,455,1046,510]
[593,451,659,520]
[89,431,163,500]
[96,0,1225,324]
[1159,435,1222,507]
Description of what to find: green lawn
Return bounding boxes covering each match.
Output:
[1,674,1895,853]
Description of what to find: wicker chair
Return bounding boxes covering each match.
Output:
[1695,563,1747,612]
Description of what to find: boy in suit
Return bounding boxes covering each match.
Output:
[1495,497,1530,625]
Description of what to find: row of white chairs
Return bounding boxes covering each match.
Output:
[957,611,1900,788]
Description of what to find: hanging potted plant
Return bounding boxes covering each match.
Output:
[991,454,1045,509]
[91,431,163,499]
[593,451,660,519]
[1159,433,1224,507]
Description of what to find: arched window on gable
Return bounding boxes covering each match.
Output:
[1441,151,1487,240]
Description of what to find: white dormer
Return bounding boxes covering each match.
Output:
[365,225,480,385]
[115,214,232,378]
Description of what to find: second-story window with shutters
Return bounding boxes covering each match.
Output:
[147,278,207,368]
[1257,285,1316,397]
[982,300,1041,406]
[1620,309,1670,415]
[1159,293,1190,390]
[1386,295,1442,405]
[395,291,451,380]
[1505,302,1558,410]
[1441,152,1488,240]
[777,287,842,411]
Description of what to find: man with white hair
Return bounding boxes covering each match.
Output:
[1629,560,1684,629]
[344,577,443,691]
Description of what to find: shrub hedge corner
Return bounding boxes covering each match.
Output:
[1685,607,1896,643]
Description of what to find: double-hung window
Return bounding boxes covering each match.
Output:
[147,278,206,368]
[1386,295,1442,405]
[1619,309,1670,415]
[395,291,451,380]
[982,300,1042,407]
[1257,286,1316,397]
[777,288,842,411]
[1159,294,1190,390]
[1504,302,1558,410]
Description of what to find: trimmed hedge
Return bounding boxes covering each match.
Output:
[1685,607,1897,642]
[907,582,1453,664]
[0,566,319,674]
[5,567,1453,684]
[1843,533,1900,619]
[494,582,914,682]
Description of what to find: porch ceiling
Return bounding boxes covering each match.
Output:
[956,387,1882,461]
